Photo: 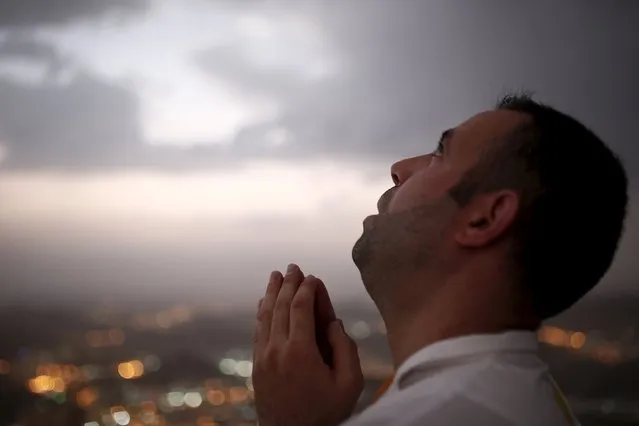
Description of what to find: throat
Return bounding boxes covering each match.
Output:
[382,294,538,369]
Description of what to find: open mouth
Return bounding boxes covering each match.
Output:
[377,187,395,214]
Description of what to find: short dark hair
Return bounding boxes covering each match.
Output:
[450,94,629,319]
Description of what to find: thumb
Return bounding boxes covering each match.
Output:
[328,320,362,389]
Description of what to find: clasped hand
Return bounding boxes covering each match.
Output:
[252,264,364,426]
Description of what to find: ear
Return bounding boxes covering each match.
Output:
[454,190,519,248]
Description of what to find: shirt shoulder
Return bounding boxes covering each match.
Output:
[342,353,577,426]
[342,391,517,426]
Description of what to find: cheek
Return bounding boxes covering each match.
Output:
[388,180,428,213]
[389,171,453,213]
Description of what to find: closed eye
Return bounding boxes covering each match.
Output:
[433,128,453,157]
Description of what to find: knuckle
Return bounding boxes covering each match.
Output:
[283,341,306,362]
[344,368,358,383]
[264,345,279,361]
[256,309,272,323]
[290,294,309,310]
[257,347,280,369]
[275,300,291,313]
[285,339,304,353]
[340,371,363,394]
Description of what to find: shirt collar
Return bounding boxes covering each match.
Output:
[393,330,538,389]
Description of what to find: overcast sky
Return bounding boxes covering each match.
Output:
[0,0,637,309]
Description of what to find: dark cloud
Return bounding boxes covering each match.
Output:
[0,0,150,29]
[0,0,636,176]
[193,43,305,101]
[0,34,68,76]
[326,0,639,165]
[0,74,236,172]
[193,0,639,173]
[0,38,240,172]
[0,69,141,169]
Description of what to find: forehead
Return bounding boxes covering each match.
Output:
[449,109,527,161]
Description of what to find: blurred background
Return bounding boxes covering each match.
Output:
[0,1,637,425]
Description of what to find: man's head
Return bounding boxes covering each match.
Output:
[353,94,628,321]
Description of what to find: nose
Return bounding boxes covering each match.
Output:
[390,155,430,185]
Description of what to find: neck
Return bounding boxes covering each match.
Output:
[379,272,539,369]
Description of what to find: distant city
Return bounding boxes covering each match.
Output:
[0,296,638,426]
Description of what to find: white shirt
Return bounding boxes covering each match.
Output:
[343,331,580,426]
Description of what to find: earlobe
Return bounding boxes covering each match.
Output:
[455,191,519,248]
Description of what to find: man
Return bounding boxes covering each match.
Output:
[251,94,629,426]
